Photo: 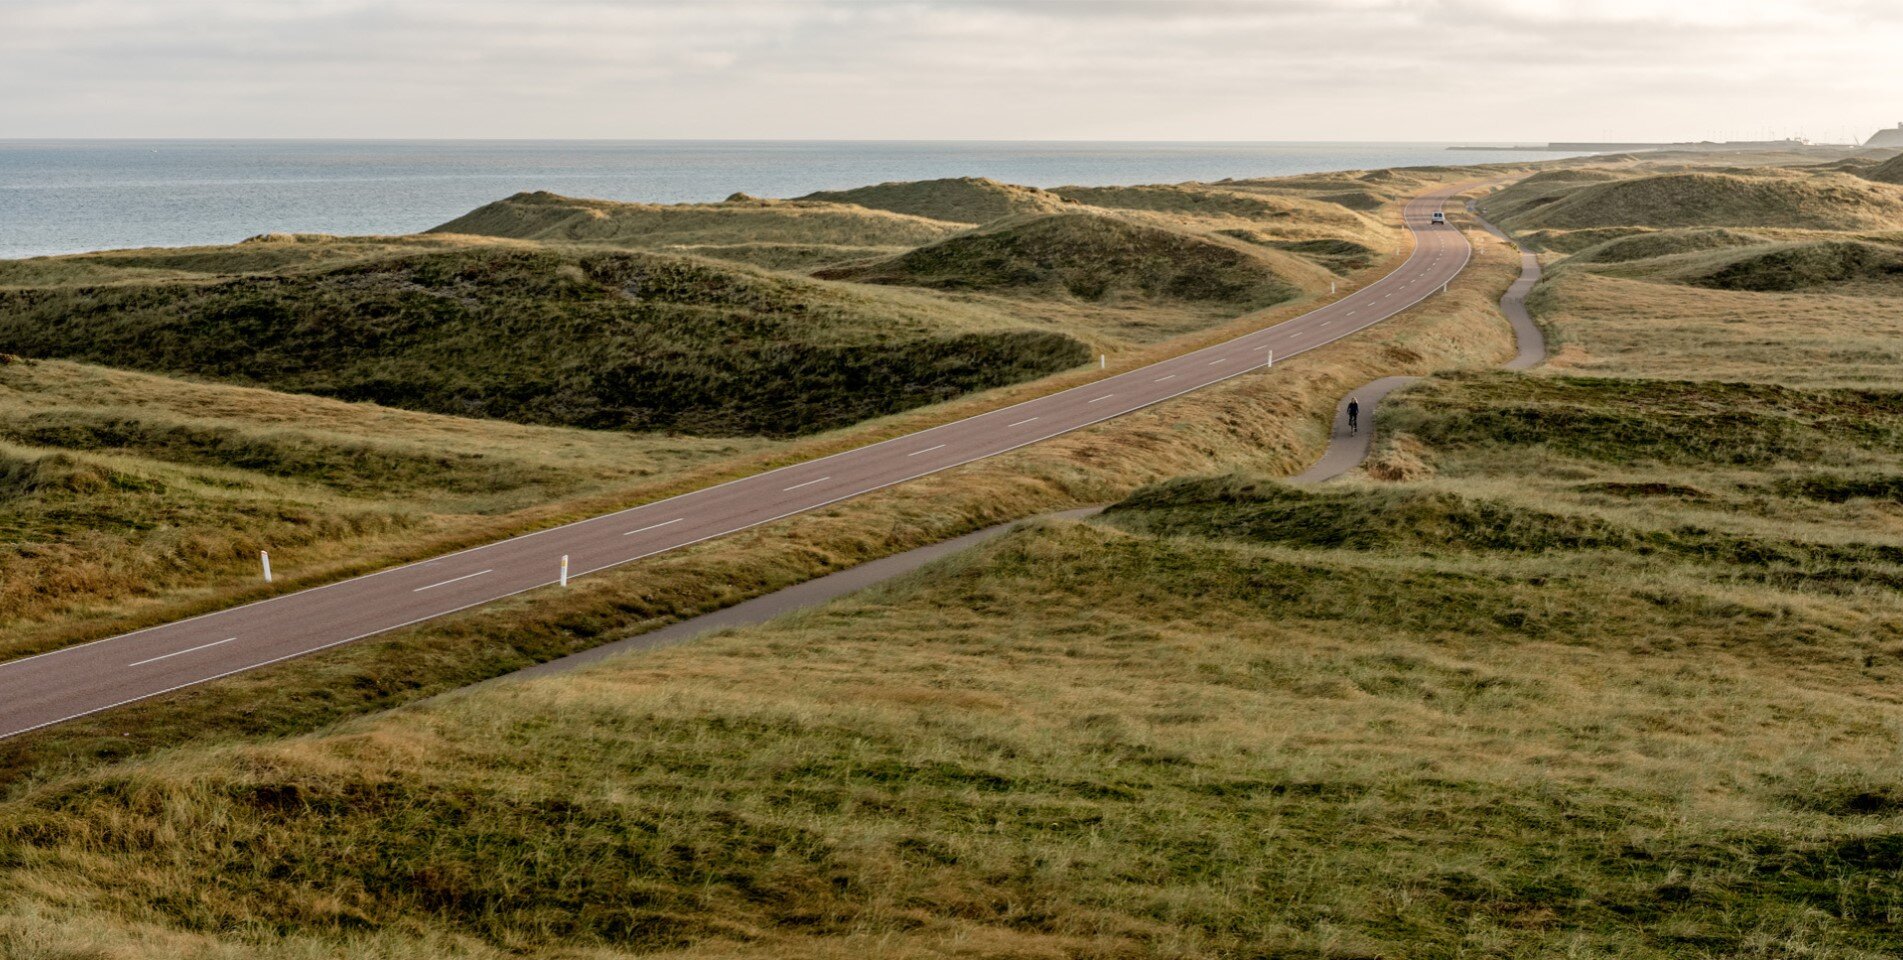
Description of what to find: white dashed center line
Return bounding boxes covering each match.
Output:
[783,476,831,492]
[1154,374,1177,382]
[624,518,683,536]
[907,444,947,457]
[414,569,493,593]
[1088,394,1115,403]
[129,637,236,668]
[1007,417,1039,427]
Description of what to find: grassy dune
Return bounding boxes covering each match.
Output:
[817,211,1303,315]
[1481,157,1903,386]
[1865,153,1903,184]
[0,245,1090,437]
[428,191,965,269]
[0,356,769,657]
[795,177,1075,225]
[1491,169,1903,233]
[0,233,502,288]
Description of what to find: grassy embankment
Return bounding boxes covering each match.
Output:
[12,156,1903,956]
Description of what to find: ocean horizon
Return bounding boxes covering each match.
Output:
[0,139,1586,259]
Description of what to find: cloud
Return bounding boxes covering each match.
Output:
[1,0,1898,141]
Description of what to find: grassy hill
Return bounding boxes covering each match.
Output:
[426,191,965,269]
[1672,239,1903,293]
[0,245,1089,437]
[1490,170,1903,232]
[1866,152,1903,184]
[0,355,769,656]
[795,177,1074,225]
[816,211,1301,315]
[1050,183,1378,229]
[1564,226,1770,264]
[0,233,489,289]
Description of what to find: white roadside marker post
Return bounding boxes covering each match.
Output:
[261,551,273,584]
[560,555,569,587]
[1100,354,1106,370]
[1330,281,1336,295]
[1265,349,1274,369]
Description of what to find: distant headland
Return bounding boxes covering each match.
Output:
[1453,126,1903,153]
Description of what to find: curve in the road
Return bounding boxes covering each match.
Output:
[1290,203,1545,485]
[0,184,1478,740]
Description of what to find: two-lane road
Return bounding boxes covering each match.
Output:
[0,184,1477,739]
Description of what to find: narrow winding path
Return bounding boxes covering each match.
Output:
[1291,205,1543,485]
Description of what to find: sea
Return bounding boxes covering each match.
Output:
[0,140,1586,260]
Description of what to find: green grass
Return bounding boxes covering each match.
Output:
[0,356,769,655]
[1565,227,1770,264]
[817,211,1301,316]
[1677,239,1903,293]
[1479,159,1903,386]
[794,177,1074,225]
[428,190,965,268]
[0,244,1090,437]
[1866,153,1903,185]
[0,233,487,289]
[1488,169,1903,232]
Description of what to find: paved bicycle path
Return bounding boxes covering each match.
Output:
[1290,205,1544,485]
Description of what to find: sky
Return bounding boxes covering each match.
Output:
[3,0,1899,143]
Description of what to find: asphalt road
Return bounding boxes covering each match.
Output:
[0,184,1477,739]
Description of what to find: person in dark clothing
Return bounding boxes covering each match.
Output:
[1347,397,1360,435]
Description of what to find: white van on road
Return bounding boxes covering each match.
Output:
[1431,211,1447,225]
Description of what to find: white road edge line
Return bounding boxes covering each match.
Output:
[413,569,493,593]
[128,637,236,668]
[907,444,947,457]
[783,476,831,491]
[623,518,684,536]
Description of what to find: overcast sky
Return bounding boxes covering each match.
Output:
[3,0,1898,143]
